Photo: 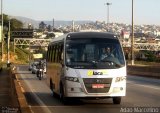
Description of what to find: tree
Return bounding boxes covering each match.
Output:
[1,14,23,33]
[39,21,46,31]
[0,14,23,42]
[10,18,23,30]
[144,51,156,62]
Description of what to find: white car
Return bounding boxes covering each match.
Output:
[28,62,33,71]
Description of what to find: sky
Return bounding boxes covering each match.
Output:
[3,0,160,25]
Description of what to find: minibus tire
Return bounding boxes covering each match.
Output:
[39,73,42,80]
[60,83,68,104]
[50,79,53,91]
[50,80,55,97]
[113,97,121,104]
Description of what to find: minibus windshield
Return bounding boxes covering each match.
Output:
[65,38,125,69]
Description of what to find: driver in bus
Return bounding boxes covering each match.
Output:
[66,49,75,64]
[100,47,114,60]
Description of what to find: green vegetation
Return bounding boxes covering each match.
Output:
[144,51,160,62]
[0,42,30,64]
[15,47,29,64]
[1,14,23,42]
[0,14,29,64]
[126,50,160,65]
[2,14,23,31]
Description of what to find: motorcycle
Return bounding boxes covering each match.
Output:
[37,68,44,80]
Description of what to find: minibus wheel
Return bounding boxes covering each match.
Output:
[60,83,64,99]
[60,83,68,104]
[113,97,121,104]
[50,80,54,95]
[50,79,53,90]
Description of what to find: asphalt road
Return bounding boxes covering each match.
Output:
[17,65,160,113]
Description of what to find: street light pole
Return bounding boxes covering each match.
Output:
[7,20,10,66]
[105,2,112,31]
[1,0,3,62]
[105,3,112,25]
[131,0,134,65]
[72,20,75,32]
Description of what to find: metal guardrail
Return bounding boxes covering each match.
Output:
[122,42,160,51]
[14,38,51,46]
[134,43,160,51]
[13,38,51,53]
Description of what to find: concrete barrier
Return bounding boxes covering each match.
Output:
[127,65,160,79]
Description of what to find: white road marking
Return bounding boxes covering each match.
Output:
[127,81,160,90]
[29,105,34,113]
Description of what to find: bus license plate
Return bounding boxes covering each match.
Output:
[92,84,104,88]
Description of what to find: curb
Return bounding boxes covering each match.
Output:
[11,66,32,113]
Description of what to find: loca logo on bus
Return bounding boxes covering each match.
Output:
[93,71,103,75]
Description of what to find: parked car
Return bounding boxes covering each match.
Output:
[28,62,33,71]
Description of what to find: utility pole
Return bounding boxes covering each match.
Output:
[1,0,3,62]
[72,20,75,32]
[7,20,10,67]
[53,18,55,30]
[131,0,134,65]
[105,2,112,31]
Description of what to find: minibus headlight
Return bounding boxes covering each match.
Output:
[65,77,79,82]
